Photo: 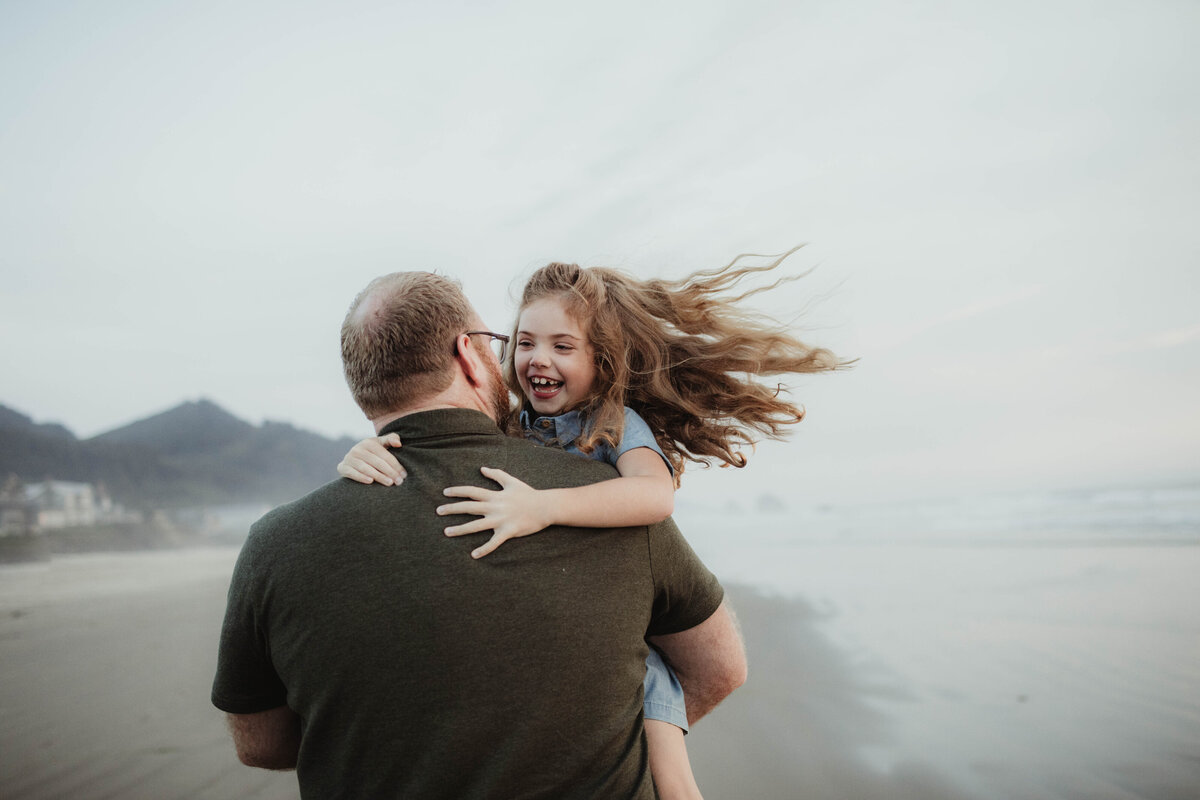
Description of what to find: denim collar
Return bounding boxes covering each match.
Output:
[519,407,585,448]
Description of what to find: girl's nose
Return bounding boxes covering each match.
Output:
[529,347,550,367]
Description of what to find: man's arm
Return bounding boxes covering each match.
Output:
[226,706,302,770]
[647,599,747,725]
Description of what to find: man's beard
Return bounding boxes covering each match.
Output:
[485,356,516,429]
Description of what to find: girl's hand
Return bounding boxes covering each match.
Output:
[438,467,553,559]
[336,434,407,485]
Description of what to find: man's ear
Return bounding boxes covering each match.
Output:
[454,334,486,387]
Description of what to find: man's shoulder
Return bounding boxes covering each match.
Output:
[248,478,358,536]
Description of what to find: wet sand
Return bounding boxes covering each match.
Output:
[687,588,967,800]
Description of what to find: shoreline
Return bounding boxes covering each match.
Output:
[0,523,244,566]
[688,586,969,799]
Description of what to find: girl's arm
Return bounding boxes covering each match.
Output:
[336,434,406,485]
[440,448,675,559]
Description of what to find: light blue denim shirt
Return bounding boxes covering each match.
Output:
[519,406,671,472]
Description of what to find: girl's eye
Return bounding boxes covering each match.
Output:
[517,340,533,349]
[555,343,573,352]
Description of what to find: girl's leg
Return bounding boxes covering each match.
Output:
[644,647,702,799]
[645,719,703,800]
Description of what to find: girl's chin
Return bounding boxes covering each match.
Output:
[526,395,576,417]
[530,401,567,416]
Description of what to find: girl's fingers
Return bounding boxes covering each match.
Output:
[478,466,518,486]
[359,440,394,459]
[337,465,374,485]
[444,517,496,537]
[341,435,405,484]
[471,534,507,559]
[344,460,396,486]
[360,452,390,471]
[362,446,404,477]
[443,485,493,501]
[437,500,487,517]
[362,454,405,483]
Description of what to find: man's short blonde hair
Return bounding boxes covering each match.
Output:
[340,272,475,418]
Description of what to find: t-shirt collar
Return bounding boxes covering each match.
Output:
[378,408,503,441]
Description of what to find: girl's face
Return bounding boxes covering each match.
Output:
[514,296,597,417]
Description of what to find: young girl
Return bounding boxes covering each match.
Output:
[338,246,846,799]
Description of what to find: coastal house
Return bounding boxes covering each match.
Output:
[24,480,99,528]
[0,475,37,536]
[21,480,140,529]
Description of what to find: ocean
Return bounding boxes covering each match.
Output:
[677,480,1200,798]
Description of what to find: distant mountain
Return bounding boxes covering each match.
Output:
[0,405,75,439]
[93,398,256,456]
[0,399,357,509]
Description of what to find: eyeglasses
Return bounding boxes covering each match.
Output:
[463,331,510,362]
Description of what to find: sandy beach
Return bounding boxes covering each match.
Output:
[0,550,298,800]
[1,536,1198,799]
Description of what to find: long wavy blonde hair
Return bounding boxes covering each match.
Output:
[503,246,851,479]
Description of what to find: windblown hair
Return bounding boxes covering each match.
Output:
[505,246,850,478]
[341,271,474,419]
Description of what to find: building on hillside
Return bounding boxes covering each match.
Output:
[22,480,139,529]
[25,481,97,528]
[0,475,38,536]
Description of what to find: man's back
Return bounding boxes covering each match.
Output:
[213,408,723,798]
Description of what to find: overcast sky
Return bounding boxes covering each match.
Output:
[3,0,1197,503]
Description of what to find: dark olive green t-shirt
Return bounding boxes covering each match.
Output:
[212,408,724,799]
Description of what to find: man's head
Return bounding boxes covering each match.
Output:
[341,272,510,425]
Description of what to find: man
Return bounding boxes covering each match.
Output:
[212,272,746,798]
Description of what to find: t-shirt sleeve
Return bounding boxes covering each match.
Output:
[211,532,289,714]
[615,407,673,473]
[645,516,725,636]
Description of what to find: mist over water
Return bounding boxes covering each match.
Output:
[681,480,1200,552]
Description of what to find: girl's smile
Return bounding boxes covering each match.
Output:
[514,296,597,417]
